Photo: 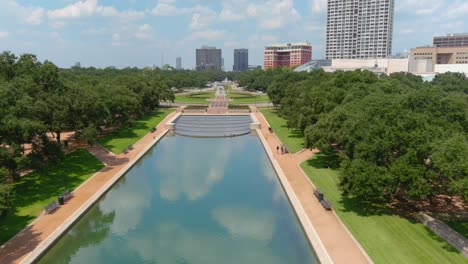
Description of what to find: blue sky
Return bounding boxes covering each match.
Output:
[0,0,467,69]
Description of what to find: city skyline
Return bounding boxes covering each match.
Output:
[0,0,467,69]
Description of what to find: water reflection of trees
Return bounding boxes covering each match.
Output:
[37,206,115,264]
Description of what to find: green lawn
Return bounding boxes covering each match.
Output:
[229,93,270,104]
[446,221,468,239]
[259,108,304,153]
[0,149,104,245]
[97,108,174,154]
[174,92,213,103]
[174,91,270,104]
[301,153,466,264]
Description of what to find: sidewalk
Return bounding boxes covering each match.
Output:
[0,111,179,264]
[253,108,371,264]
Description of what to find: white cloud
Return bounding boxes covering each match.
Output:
[99,6,145,19]
[0,31,10,39]
[47,0,145,21]
[25,7,45,25]
[190,8,217,30]
[246,0,301,29]
[48,0,98,20]
[310,0,327,13]
[212,206,275,241]
[112,33,121,46]
[187,29,226,41]
[219,0,247,22]
[135,24,154,40]
[1,1,45,25]
[151,1,190,16]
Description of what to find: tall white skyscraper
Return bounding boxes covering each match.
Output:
[326,0,394,59]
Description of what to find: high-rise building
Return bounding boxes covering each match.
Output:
[263,42,312,69]
[176,57,182,70]
[196,46,222,71]
[326,0,394,59]
[434,33,468,48]
[233,49,249,71]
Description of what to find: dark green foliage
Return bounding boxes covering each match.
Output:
[0,184,15,217]
[261,68,468,204]
[0,50,176,181]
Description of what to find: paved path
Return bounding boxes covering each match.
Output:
[0,110,180,264]
[417,213,468,257]
[207,95,227,114]
[253,108,371,264]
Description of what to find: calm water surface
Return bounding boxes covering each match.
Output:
[38,134,317,264]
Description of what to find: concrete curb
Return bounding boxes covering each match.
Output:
[253,115,333,264]
[297,164,375,264]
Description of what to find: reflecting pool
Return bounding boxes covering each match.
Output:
[38,134,317,264]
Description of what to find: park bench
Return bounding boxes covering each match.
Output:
[151,127,157,133]
[45,201,60,214]
[268,127,273,133]
[314,188,324,201]
[58,190,73,205]
[321,198,332,210]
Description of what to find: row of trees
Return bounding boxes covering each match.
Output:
[236,69,467,205]
[2,51,231,216]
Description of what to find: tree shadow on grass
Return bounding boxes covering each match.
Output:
[0,149,103,245]
[98,109,168,150]
[420,224,461,254]
[307,151,390,217]
[307,150,341,169]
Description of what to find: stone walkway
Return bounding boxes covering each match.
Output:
[253,108,372,264]
[416,213,468,257]
[207,96,227,114]
[0,110,180,264]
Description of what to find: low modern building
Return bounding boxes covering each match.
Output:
[433,33,468,48]
[233,49,248,71]
[263,42,312,69]
[294,60,332,72]
[321,58,409,75]
[196,46,222,71]
[410,46,468,65]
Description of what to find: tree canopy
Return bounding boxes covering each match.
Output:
[241,68,468,205]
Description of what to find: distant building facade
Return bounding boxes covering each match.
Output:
[233,49,249,71]
[326,0,394,59]
[176,57,182,70]
[196,46,222,71]
[410,46,468,65]
[263,42,312,69]
[434,33,468,48]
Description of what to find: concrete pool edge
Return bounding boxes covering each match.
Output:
[251,114,333,264]
[20,112,181,264]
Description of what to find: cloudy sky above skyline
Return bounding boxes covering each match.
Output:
[0,0,467,69]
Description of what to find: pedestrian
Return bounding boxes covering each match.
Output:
[281,145,284,154]
[276,145,279,153]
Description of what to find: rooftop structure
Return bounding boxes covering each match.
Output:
[434,33,468,47]
[264,42,312,69]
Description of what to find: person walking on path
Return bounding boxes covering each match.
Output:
[276,145,279,153]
